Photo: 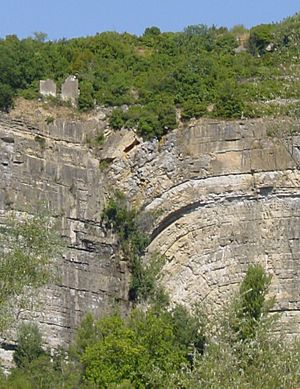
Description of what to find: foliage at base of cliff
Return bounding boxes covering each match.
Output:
[1,264,300,389]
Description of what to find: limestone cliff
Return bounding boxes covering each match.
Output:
[0,114,129,366]
[0,114,299,365]
[104,118,300,335]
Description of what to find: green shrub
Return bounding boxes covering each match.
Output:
[110,99,177,140]
[109,108,126,130]
[34,135,46,149]
[181,98,207,120]
[232,264,273,341]
[0,83,14,112]
[102,192,165,302]
[78,81,94,111]
[248,24,275,55]
[213,81,244,118]
[81,310,186,388]
[45,116,54,125]
[13,323,44,368]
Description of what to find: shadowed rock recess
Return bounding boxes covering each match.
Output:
[0,114,299,361]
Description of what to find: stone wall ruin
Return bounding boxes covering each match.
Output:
[61,76,79,106]
[39,79,57,98]
[39,76,79,106]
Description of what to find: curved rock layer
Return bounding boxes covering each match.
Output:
[0,114,299,364]
[148,184,300,334]
[107,118,300,335]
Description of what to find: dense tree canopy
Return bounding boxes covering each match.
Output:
[1,13,300,138]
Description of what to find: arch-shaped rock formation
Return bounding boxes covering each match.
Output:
[0,113,299,367]
[108,118,300,335]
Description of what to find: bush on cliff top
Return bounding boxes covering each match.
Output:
[1,13,300,132]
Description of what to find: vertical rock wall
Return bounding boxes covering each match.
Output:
[104,119,300,336]
[0,115,299,367]
[0,115,130,362]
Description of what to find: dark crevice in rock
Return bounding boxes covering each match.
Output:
[124,138,140,153]
[259,186,274,197]
[150,194,255,242]
[150,193,300,243]
[0,342,16,351]
[0,136,14,143]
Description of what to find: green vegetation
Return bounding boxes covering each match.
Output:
[44,116,54,125]
[1,264,300,388]
[248,24,275,55]
[1,13,300,138]
[34,135,46,150]
[232,263,273,341]
[0,213,62,333]
[102,191,163,302]
[109,97,177,139]
[13,323,45,368]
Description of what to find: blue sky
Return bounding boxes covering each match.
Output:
[1,0,299,40]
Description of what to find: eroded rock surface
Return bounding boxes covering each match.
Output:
[0,115,299,368]
[0,114,130,366]
[106,119,300,335]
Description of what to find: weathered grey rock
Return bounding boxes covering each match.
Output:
[39,79,57,98]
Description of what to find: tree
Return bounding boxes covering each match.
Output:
[214,81,244,119]
[0,213,63,333]
[170,304,205,355]
[109,108,126,130]
[78,81,94,111]
[81,310,186,387]
[0,83,14,112]
[169,264,300,389]
[143,26,161,37]
[248,24,275,55]
[32,32,48,43]
[13,323,44,368]
[233,264,273,341]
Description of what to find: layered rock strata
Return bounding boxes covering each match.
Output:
[105,119,300,335]
[0,114,299,366]
[0,114,130,365]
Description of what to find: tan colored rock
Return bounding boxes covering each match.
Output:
[0,113,299,368]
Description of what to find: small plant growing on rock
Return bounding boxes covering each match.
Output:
[102,191,164,302]
[45,116,54,125]
[34,135,46,150]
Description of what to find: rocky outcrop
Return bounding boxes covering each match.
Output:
[0,114,130,366]
[0,114,299,366]
[105,118,300,336]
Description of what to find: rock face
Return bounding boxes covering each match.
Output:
[0,114,299,363]
[0,114,130,364]
[106,118,300,336]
